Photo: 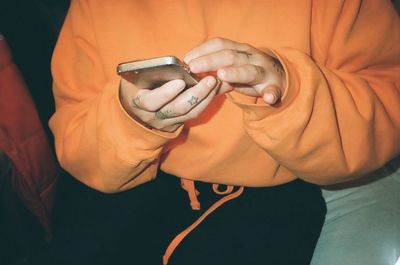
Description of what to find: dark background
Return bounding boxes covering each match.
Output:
[0,1,69,264]
[0,0,70,141]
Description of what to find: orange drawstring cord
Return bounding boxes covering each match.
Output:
[181,179,201,210]
[212,183,234,195]
[163,180,244,265]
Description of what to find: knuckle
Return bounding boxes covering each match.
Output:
[226,68,238,79]
[224,50,236,65]
[202,56,213,67]
[139,100,155,112]
[254,65,265,76]
[172,104,187,116]
[253,66,265,82]
[212,37,226,48]
[242,43,253,51]
[141,115,155,125]
[243,66,260,84]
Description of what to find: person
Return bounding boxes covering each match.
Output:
[48,1,400,265]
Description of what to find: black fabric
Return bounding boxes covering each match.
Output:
[0,0,70,143]
[0,159,47,265]
[49,170,326,265]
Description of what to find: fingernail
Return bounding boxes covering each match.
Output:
[206,77,216,87]
[218,69,226,79]
[264,93,275,104]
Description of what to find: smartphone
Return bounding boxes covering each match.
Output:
[117,56,199,89]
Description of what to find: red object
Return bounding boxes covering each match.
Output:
[0,36,57,239]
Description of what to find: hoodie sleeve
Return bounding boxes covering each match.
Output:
[49,0,181,193]
[231,0,400,184]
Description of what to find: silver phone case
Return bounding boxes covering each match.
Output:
[117,56,198,89]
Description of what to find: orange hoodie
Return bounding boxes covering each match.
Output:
[50,0,400,193]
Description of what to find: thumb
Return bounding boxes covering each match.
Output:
[261,85,282,105]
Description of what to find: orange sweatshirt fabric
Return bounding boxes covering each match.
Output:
[50,0,400,193]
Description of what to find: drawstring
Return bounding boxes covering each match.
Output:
[163,179,244,265]
[213,183,234,195]
[181,179,201,210]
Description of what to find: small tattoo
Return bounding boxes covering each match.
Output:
[187,96,199,106]
[132,96,141,108]
[236,50,252,59]
[272,58,284,77]
[155,109,174,120]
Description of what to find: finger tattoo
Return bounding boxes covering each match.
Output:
[187,96,199,106]
[155,109,174,120]
[132,96,141,108]
[236,50,252,59]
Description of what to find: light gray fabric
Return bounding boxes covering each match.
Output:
[311,157,400,265]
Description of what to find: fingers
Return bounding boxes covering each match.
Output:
[131,79,186,111]
[187,49,254,74]
[184,37,253,64]
[127,76,220,132]
[169,78,219,124]
[156,83,220,133]
[217,64,265,85]
[233,84,282,104]
[155,76,217,119]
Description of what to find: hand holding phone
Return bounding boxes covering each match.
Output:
[117,56,219,132]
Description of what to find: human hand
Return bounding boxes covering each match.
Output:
[119,76,219,132]
[184,38,286,105]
